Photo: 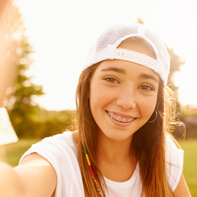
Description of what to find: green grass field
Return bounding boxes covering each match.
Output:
[0,139,40,166]
[179,139,197,196]
[0,138,197,196]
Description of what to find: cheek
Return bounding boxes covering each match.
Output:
[90,90,107,113]
[89,78,112,109]
[139,96,157,117]
[89,80,102,115]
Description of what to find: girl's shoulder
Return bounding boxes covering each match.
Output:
[41,131,78,150]
[20,131,79,164]
[19,131,83,196]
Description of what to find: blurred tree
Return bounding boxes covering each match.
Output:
[167,47,185,91]
[30,110,77,139]
[6,32,44,138]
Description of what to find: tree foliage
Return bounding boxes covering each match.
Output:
[6,35,44,138]
[167,47,185,89]
[29,109,76,139]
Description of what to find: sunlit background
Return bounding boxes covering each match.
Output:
[15,0,197,110]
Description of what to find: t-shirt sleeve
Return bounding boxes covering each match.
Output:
[19,132,81,197]
[165,134,184,192]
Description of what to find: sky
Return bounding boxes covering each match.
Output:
[15,0,197,110]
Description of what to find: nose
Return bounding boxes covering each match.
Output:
[116,85,137,110]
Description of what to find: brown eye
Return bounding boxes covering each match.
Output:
[104,76,119,84]
[140,84,154,91]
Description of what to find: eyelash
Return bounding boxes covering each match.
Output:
[103,76,120,84]
[103,76,155,91]
[139,84,155,91]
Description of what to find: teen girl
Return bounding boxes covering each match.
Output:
[0,24,191,197]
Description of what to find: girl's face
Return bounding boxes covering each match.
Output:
[89,44,160,142]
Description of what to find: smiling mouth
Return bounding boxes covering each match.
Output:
[106,111,136,123]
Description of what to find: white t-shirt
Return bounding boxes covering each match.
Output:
[20,131,184,197]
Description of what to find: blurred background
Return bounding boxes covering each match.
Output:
[0,0,197,195]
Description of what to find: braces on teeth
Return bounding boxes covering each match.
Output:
[107,112,133,123]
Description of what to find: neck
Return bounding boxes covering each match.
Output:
[96,131,135,165]
[96,131,137,182]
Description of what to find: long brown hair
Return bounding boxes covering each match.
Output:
[76,63,105,196]
[132,79,173,196]
[75,38,178,197]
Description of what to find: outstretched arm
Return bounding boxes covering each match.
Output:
[0,162,25,196]
[0,153,57,197]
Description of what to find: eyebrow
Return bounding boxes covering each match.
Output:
[140,73,159,83]
[101,67,159,83]
[101,67,126,74]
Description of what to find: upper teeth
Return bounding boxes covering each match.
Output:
[107,112,134,123]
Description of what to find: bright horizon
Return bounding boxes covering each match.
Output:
[15,0,197,110]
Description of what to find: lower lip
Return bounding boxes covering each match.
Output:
[106,112,136,127]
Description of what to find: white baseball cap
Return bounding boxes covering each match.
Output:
[83,24,170,85]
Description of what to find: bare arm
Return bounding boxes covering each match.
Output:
[0,153,57,197]
[0,162,25,196]
[173,174,191,197]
